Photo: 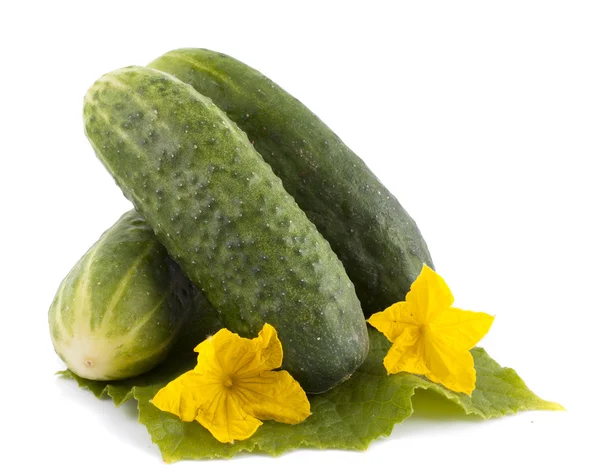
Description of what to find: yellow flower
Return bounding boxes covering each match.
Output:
[151,323,311,443]
[368,265,494,395]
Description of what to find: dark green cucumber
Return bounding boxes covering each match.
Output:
[149,49,434,317]
[84,66,369,393]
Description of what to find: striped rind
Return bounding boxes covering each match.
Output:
[48,210,196,380]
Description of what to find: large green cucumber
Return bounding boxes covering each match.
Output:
[48,210,205,380]
[148,49,434,316]
[83,66,369,393]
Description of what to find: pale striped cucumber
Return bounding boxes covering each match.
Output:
[48,210,204,380]
[83,67,369,393]
[149,49,434,316]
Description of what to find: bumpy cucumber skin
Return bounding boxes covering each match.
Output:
[148,49,434,317]
[48,210,200,380]
[83,67,369,393]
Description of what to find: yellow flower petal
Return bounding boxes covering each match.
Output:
[423,337,477,395]
[195,390,263,443]
[406,264,454,324]
[151,370,222,422]
[368,301,420,342]
[194,324,283,378]
[234,370,311,424]
[152,323,309,443]
[241,323,284,375]
[382,327,429,375]
[431,308,495,350]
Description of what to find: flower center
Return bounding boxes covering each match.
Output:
[223,376,234,388]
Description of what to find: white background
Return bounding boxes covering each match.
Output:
[1,1,597,474]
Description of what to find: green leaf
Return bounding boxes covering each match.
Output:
[60,327,562,462]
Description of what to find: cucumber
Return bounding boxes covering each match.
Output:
[48,210,203,380]
[148,49,434,316]
[83,66,369,393]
